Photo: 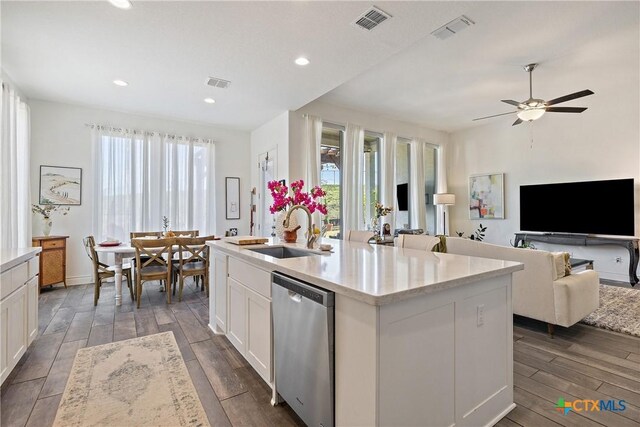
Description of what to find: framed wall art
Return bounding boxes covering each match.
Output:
[469,173,504,219]
[226,177,241,220]
[39,165,82,205]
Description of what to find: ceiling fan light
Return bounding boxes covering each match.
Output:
[517,107,546,122]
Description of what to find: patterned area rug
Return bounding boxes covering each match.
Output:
[53,332,210,427]
[582,284,640,337]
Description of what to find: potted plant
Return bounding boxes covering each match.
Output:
[268,180,327,242]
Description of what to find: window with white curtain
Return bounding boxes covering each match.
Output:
[1,82,31,248]
[92,127,215,242]
[363,132,381,230]
[320,124,343,238]
[395,139,411,230]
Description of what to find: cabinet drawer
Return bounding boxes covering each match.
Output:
[42,239,65,249]
[228,257,271,298]
[0,263,27,301]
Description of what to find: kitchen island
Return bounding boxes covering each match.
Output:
[207,238,523,427]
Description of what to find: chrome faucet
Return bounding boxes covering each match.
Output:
[283,204,317,249]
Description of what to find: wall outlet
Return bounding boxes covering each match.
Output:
[477,304,485,327]
[615,257,623,263]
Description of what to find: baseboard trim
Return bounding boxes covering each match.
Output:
[66,275,92,286]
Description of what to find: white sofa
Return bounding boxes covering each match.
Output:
[446,237,600,331]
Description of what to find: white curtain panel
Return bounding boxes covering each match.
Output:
[305,114,323,226]
[92,126,215,242]
[342,123,364,231]
[381,131,397,230]
[0,82,31,248]
[409,139,427,231]
[436,144,449,235]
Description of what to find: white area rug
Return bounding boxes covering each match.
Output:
[581,284,640,337]
[53,332,210,427]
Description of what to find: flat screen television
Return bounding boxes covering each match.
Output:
[397,183,409,211]
[520,178,635,236]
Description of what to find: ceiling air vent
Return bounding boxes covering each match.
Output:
[353,6,391,31]
[431,15,475,40]
[206,77,231,89]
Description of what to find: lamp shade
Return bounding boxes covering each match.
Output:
[434,193,456,205]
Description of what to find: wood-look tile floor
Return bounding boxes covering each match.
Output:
[2,282,639,427]
[0,281,304,427]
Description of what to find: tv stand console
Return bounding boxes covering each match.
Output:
[514,233,639,286]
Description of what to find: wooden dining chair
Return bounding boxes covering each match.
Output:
[131,237,174,308]
[174,236,214,301]
[130,231,163,240]
[83,236,134,306]
[171,230,199,237]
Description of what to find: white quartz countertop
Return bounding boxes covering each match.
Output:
[0,248,41,273]
[208,238,523,306]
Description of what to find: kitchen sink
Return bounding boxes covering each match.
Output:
[246,246,317,259]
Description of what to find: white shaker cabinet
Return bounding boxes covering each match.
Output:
[0,250,39,385]
[245,287,271,382]
[227,277,247,354]
[225,257,273,385]
[209,252,228,334]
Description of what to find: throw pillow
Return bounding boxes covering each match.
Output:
[563,252,572,276]
[552,252,566,279]
[551,252,572,279]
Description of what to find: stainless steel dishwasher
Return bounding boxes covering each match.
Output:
[272,272,335,427]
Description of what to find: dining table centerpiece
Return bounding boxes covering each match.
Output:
[268,180,328,242]
[32,204,70,236]
[371,201,393,241]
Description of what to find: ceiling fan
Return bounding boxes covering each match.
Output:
[473,63,594,126]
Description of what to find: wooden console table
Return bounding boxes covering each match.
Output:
[514,233,639,285]
[32,236,68,289]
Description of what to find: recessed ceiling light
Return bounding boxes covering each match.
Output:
[113,79,129,87]
[204,98,216,104]
[109,0,132,9]
[295,57,310,66]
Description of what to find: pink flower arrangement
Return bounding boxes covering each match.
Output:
[268,180,328,215]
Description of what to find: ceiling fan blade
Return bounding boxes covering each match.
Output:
[472,111,517,121]
[512,118,523,126]
[546,90,594,106]
[501,99,522,107]
[545,106,587,113]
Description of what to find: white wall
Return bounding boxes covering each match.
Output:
[29,100,251,285]
[448,85,639,281]
[250,111,290,237]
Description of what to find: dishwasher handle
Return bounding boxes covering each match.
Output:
[273,272,335,307]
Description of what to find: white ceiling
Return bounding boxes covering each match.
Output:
[2,1,638,133]
[320,1,640,132]
[2,1,467,130]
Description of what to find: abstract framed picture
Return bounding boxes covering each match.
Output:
[225,177,240,220]
[39,165,82,205]
[469,173,504,219]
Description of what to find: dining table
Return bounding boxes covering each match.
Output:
[93,243,136,306]
[93,236,219,306]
